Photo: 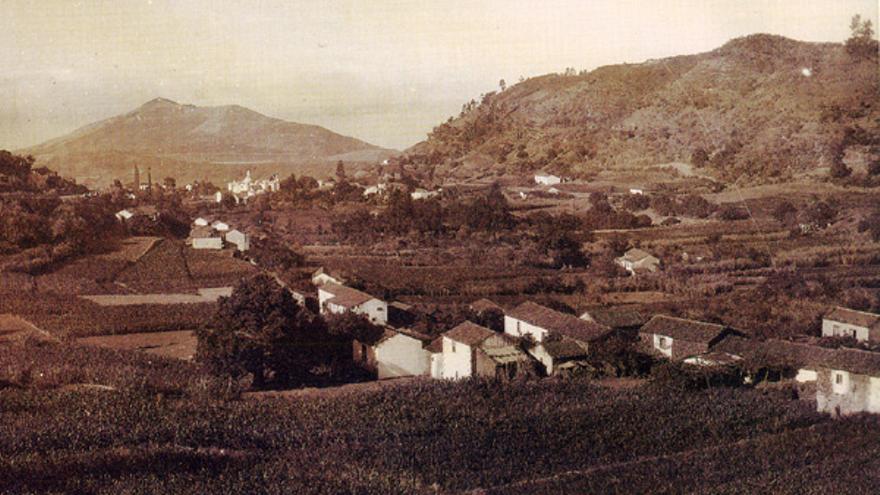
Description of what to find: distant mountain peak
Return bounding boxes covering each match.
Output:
[140,97,180,109]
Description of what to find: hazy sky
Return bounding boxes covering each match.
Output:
[2,0,877,151]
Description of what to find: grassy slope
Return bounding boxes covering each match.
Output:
[409,35,878,183]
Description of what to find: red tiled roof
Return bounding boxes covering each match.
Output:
[470,298,502,313]
[444,321,496,346]
[581,307,649,329]
[825,307,880,329]
[507,302,612,343]
[321,283,376,309]
[640,315,727,344]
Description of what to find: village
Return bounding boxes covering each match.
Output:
[71,165,880,420]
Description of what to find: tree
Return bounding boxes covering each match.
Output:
[325,312,385,346]
[196,274,334,388]
[499,79,507,91]
[163,177,176,190]
[335,160,346,180]
[846,14,878,60]
[772,201,798,226]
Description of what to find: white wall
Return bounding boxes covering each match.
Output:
[831,369,851,395]
[534,175,561,185]
[317,288,334,314]
[192,238,223,250]
[375,334,429,379]
[441,336,472,379]
[653,334,673,357]
[528,345,554,375]
[795,368,818,383]
[430,352,444,379]
[869,377,880,413]
[503,316,548,342]
[822,319,870,342]
[319,291,387,326]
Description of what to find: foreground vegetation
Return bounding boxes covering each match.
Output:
[0,339,834,494]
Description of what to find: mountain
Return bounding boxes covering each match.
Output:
[20,98,395,187]
[405,35,879,184]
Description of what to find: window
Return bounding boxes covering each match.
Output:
[836,373,843,385]
[516,321,521,335]
[850,329,858,339]
[658,337,668,347]
[832,324,840,336]
[451,342,456,352]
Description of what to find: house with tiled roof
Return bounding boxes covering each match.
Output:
[311,266,349,287]
[470,298,503,314]
[703,334,880,416]
[189,225,223,250]
[353,327,432,379]
[638,315,731,360]
[528,336,591,376]
[615,248,660,275]
[318,282,387,325]
[504,301,612,345]
[435,321,533,380]
[822,306,880,342]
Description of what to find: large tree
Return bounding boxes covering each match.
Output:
[196,274,336,388]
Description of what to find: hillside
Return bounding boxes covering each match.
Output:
[405,35,879,184]
[20,98,395,187]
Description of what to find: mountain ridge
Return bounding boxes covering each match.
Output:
[403,34,879,184]
[20,98,395,187]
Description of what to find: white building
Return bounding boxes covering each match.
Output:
[211,220,230,232]
[534,173,562,186]
[436,321,530,380]
[311,267,347,287]
[822,307,880,343]
[616,248,660,275]
[504,301,611,344]
[318,282,387,325]
[115,209,134,221]
[193,217,209,227]
[816,348,880,416]
[225,229,250,252]
[354,328,432,379]
[226,170,280,202]
[411,188,440,200]
[190,226,223,250]
[629,188,644,195]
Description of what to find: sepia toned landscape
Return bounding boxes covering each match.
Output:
[2,1,879,493]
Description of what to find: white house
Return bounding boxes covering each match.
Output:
[822,307,880,343]
[363,183,387,197]
[211,220,230,232]
[311,267,347,287]
[317,282,387,325]
[354,328,432,379]
[816,348,880,416]
[214,191,223,203]
[629,188,644,195]
[411,188,440,200]
[225,229,250,251]
[534,173,562,186]
[615,248,660,275]
[193,217,209,227]
[115,209,134,221]
[437,321,530,380]
[189,226,223,250]
[504,301,612,345]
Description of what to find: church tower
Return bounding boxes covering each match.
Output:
[146,167,152,193]
[133,165,140,190]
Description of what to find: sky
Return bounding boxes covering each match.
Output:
[2,0,877,151]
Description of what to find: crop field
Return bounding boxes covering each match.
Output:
[81,287,232,306]
[0,342,841,495]
[77,330,197,361]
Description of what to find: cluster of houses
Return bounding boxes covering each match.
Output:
[361,181,441,201]
[304,266,880,417]
[226,170,280,204]
[188,216,249,251]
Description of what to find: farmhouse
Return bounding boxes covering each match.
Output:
[227,170,280,202]
[470,298,503,315]
[714,336,837,384]
[822,306,880,342]
[353,327,432,379]
[311,267,349,287]
[318,282,387,325]
[225,229,250,251]
[534,173,562,185]
[528,337,591,375]
[616,248,660,275]
[115,209,133,221]
[505,301,612,345]
[639,315,730,360]
[193,217,209,227]
[211,220,230,232]
[816,348,880,417]
[435,321,532,380]
[189,226,223,250]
